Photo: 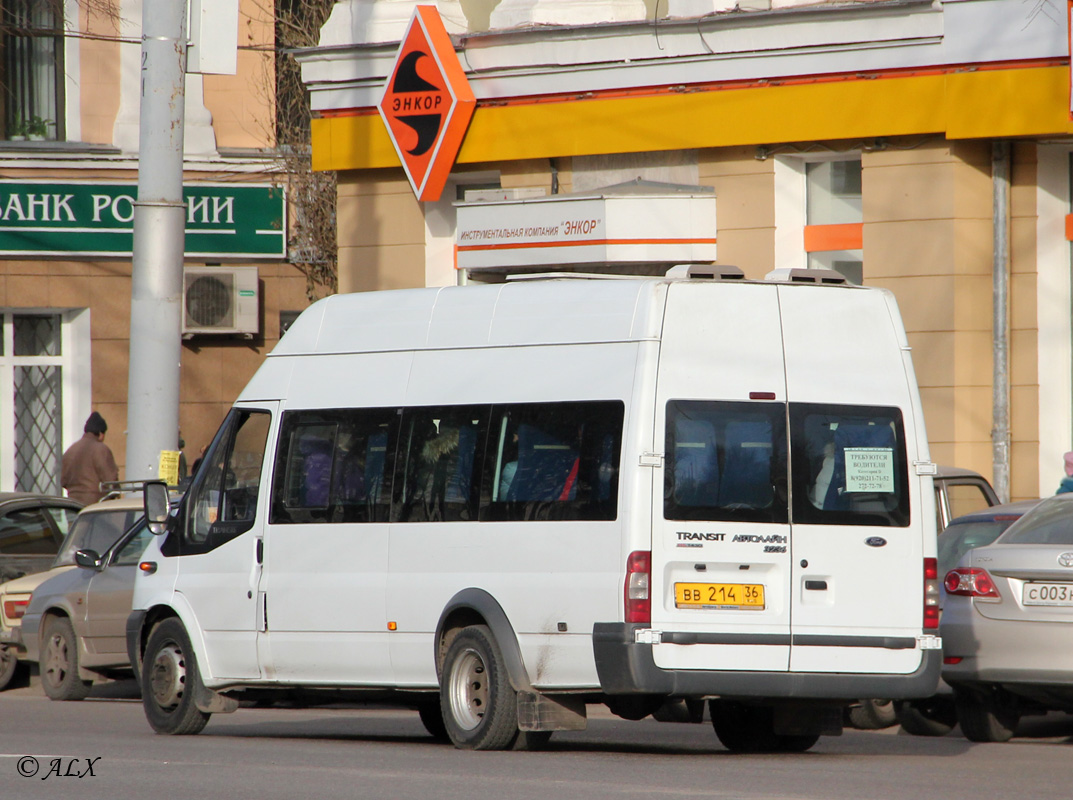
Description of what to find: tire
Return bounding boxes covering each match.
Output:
[41,617,92,701]
[847,698,898,730]
[896,697,957,737]
[955,689,1019,743]
[439,625,519,750]
[606,695,664,721]
[0,643,18,690]
[418,703,448,741]
[512,730,554,751]
[709,700,819,753]
[141,618,210,735]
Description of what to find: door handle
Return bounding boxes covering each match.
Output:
[804,580,828,591]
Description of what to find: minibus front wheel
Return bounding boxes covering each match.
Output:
[141,618,210,735]
[440,624,519,750]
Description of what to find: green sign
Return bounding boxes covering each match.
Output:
[0,181,286,258]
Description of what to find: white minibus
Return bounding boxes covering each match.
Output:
[129,268,941,751]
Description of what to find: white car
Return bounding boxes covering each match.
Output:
[0,496,141,691]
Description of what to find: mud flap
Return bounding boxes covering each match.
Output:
[517,691,587,732]
[194,682,239,714]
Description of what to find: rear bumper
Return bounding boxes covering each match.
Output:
[942,612,1073,688]
[0,624,22,649]
[593,623,942,700]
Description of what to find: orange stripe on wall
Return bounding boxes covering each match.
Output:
[804,223,863,253]
[457,237,717,252]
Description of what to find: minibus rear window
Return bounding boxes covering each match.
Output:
[663,400,788,524]
[790,404,909,528]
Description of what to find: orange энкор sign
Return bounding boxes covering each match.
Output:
[378,6,476,202]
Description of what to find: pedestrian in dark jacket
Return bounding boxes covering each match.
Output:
[60,411,119,505]
[1057,451,1073,495]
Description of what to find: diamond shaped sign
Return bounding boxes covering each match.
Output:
[378,6,475,202]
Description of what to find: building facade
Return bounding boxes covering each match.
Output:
[300,0,1073,501]
[0,0,311,492]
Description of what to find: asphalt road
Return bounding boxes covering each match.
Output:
[2,679,1073,800]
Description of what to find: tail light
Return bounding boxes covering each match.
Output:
[3,598,28,620]
[944,567,1000,598]
[624,550,651,624]
[924,557,940,629]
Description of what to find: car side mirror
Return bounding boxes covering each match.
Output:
[144,480,171,535]
[74,549,103,570]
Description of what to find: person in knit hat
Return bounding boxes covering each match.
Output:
[60,412,119,504]
[1056,452,1073,495]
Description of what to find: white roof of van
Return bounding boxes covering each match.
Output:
[270,279,671,356]
[270,275,878,358]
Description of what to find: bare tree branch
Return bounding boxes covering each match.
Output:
[249,0,338,300]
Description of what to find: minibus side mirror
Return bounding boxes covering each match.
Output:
[144,480,171,535]
[74,549,103,570]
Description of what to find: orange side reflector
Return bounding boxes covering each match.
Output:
[1065,214,1073,241]
[803,223,863,253]
[388,621,397,631]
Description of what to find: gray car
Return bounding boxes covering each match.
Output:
[941,492,1073,742]
[933,464,1000,533]
[0,492,83,583]
[20,516,153,700]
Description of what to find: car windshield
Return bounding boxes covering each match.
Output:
[998,499,1073,546]
[53,508,141,567]
[939,519,1019,575]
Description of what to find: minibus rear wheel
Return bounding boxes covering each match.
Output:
[440,625,519,750]
[709,700,819,753]
[141,618,210,735]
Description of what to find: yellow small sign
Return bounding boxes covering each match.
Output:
[159,450,181,487]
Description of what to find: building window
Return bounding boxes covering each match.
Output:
[0,310,87,494]
[0,313,64,493]
[805,159,863,284]
[1,0,63,141]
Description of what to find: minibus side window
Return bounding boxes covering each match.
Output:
[664,400,788,523]
[395,406,486,523]
[183,409,271,554]
[270,408,398,524]
[281,423,338,510]
[790,403,909,527]
[481,400,623,522]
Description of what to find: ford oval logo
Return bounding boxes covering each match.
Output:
[1059,552,1073,567]
[865,537,887,548]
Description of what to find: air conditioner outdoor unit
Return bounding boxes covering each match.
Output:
[182,266,260,338]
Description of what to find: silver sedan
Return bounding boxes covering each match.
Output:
[941,492,1073,741]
